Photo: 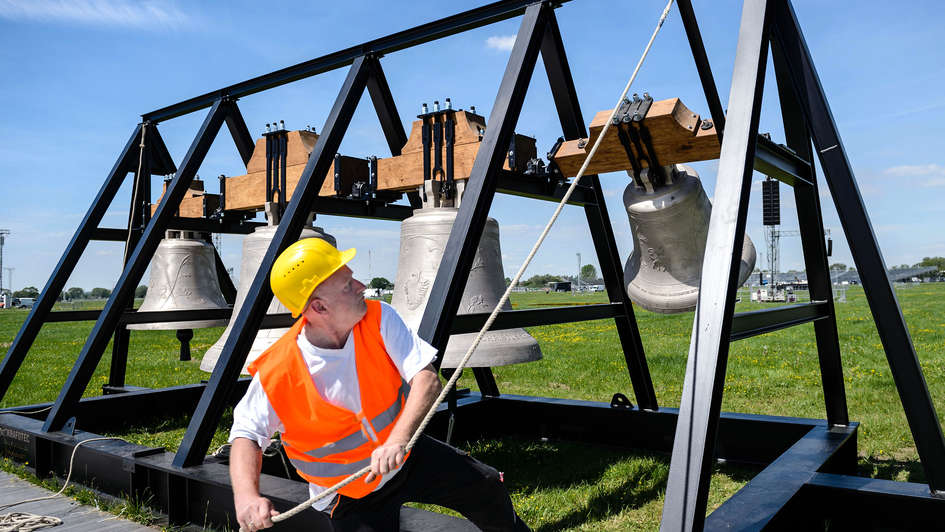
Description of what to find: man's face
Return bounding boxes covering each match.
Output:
[311,265,367,328]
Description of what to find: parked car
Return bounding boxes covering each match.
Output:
[15,297,36,309]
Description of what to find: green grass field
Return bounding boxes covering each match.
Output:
[1,284,943,530]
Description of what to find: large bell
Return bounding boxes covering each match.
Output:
[200,223,336,374]
[623,164,757,314]
[128,230,230,330]
[392,181,542,368]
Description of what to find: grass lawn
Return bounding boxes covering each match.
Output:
[2,284,944,530]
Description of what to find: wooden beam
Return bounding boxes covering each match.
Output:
[550,97,720,177]
[245,130,319,173]
[223,155,367,211]
[201,129,369,211]
[375,110,536,191]
[150,180,219,219]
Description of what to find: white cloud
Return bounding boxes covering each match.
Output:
[883,164,945,186]
[883,164,944,176]
[0,0,191,29]
[485,35,516,51]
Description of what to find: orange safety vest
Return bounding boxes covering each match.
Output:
[248,300,409,499]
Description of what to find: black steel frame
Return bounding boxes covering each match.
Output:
[1,0,944,530]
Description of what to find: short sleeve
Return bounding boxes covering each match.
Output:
[378,301,438,382]
[228,375,285,450]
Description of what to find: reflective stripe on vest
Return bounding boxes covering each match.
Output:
[294,454,372,479]
[250,300,409,498]
[296,380,409,460]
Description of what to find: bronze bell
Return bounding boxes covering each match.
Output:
[128,230,230,330]
[391,181,542,368]
[623,164,756,314]
[200,222,336,374]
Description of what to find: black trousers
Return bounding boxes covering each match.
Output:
[325,435,530,532]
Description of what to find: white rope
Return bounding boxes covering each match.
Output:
[0,513,61,532]
[0,407,51,416]
[124,123,148,260]
[266,0,675,525]
[0,437,124,531]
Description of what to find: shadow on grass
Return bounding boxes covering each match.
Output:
[462,437,756,532]
[858,455,926,484]
[532,467,667,532]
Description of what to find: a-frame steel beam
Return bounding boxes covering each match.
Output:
[366,60,407,157]
[540,9,657,410]
[142,0,571,124]
[661,1,771,530]
[108,131,155,391]
[174,56,379,467]
[43,101,232,432]
[145,124,178,177]
[224,102,256,167]
[0,125,142,403]
[364,59,422,209]
[770,39,848,427]
[771,0,945,494]
[676,0,726,138]
[417,2,549,397]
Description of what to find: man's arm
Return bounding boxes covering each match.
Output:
[365,364,442,482]
[230,437,280,530]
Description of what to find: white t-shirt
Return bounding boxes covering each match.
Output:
[228,301,438,510]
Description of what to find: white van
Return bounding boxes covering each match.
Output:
[16,297,36,309]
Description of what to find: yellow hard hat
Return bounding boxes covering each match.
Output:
[270,238,356,317]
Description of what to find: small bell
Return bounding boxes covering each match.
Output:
[128,230,230,330]
[391,181,542,368]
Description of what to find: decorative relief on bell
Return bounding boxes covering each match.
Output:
[400,235,440,311]
[466,294,486,313]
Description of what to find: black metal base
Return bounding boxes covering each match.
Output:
[2,391,940,530]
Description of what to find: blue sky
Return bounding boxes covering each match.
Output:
[1,0,944,293]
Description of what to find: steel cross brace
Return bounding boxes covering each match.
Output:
[770,0,945,495]
[661,0,945,529]
[684,0,848,429]
[174,55,412,467]
[416,2,657,407]
[539,7,656,409]
[40,99,243,432]
[661,0,772,529]
[0,123,172,403]
[417,3,551,396]
[770,37,848,427]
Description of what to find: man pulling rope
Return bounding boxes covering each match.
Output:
[228,239,531,531]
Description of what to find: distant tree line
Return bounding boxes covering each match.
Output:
[39,285,150,301]
[502,266,602,289]
[830,257,945,276]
